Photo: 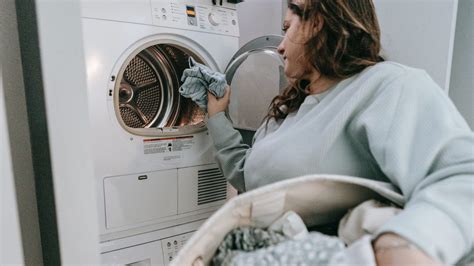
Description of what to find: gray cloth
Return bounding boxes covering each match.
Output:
[214,229,347,266]
[212,227,287,266]
[338,200,401,245]
[179,57,227,110]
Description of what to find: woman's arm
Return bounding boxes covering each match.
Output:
[351,69,474,264]
[373,233,441,265]
[206,89,250,192]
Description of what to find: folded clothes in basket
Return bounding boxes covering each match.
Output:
[212,211,308,265]
[215,229,347,266]
[211,200,403,266]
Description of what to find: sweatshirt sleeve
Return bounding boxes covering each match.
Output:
[351,69,474,264]
[206,112,250,192]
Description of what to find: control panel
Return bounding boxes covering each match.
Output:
[161,231,194,265]
[151,0,239,37]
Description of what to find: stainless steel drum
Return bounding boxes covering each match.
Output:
[117,43,208,130]
[159,44,206,127]
[118,45,179,128]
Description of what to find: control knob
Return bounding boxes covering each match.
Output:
[208,12,219,26]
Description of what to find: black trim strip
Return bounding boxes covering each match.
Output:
[198,187,227,196]
[198,183,227,189]
[198,196,227,205]
[198,168,221,174]
[15,0,60,264]
[197,172,224,179]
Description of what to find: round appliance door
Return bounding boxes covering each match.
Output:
[225,35,286,131]
[114,42,207,134]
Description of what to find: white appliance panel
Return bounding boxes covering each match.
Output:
[81,2,242,263]
[82,17,240,236]
[151,1,239,37]
[160,232,194,265]
[104,169,178,229]
[81,0,153,25]
[100,231,194,266]
[178,164,227,214]
[82,19,239,177]
[101,240,164,265]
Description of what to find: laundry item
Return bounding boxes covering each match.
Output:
[211,210,377,266]
[179,57,228,110]
[212,227,286,265]
[218,230,347,266]
[338,199,401,245]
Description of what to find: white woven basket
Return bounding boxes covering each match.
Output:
[171,174,404,266]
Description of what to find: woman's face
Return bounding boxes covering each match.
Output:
[277,5,311,80]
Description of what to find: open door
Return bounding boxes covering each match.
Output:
[225,35,286,131]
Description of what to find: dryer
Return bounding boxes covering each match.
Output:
[81,0,284,264]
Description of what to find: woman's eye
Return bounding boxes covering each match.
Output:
[282,25,289,33]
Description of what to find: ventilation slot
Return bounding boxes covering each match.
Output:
[198,168,227,205]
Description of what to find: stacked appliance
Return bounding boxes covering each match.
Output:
[80,0,284,264]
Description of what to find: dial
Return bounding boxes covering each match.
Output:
[208,12,219,26]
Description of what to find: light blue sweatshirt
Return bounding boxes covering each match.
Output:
[206,62,474,264]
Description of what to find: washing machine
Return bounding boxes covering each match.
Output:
[80,0,285,264]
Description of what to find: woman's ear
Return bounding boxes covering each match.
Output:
[312,14,324,35]
[302,14,324,40]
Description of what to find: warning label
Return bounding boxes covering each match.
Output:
[143,136,194,155]
[171,138,193,151]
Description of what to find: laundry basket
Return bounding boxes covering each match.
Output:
[171,174,404,266]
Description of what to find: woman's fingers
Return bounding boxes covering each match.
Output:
[223,85,231,99]
[207,86,231,117]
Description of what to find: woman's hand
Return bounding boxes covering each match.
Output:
[207,86,231,118]
[373,233,440,265]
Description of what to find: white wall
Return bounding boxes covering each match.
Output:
[0,3,24,262]
[0,64,25,266]
[373,0,458,91]
[237,0,284,47]
[0,0,42,264]
[449,0,474,129]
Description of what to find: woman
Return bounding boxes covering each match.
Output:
[182,0,474,264]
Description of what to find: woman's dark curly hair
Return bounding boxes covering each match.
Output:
[267,0,384,121]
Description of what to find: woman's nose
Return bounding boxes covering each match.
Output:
[277,41,284,55]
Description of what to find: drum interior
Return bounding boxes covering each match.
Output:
[117,44,205,129]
